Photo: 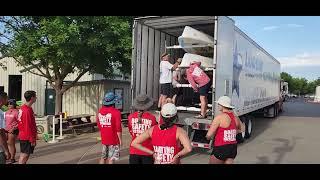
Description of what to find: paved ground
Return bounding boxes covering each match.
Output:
[10,97,320,164]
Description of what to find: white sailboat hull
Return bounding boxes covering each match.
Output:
[179,53,214,68]
[178,26,214,56]
[178,26,214,45]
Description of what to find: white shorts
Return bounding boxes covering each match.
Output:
[101,144,120,161]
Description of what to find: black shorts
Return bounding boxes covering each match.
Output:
[160,83,173,97]
[10,129,19,136]
[129,154,154,164]
[173,87,182,96]
[199,82,211,97]
[211,144,237,161]
[20,140,35,155]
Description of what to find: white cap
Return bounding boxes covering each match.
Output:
[161,103,177,118]
[215,96,234,109]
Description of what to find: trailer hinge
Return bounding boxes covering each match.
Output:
[214,40,217,45]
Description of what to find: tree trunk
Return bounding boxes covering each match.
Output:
[53,80,63,115]
[55,90,63,115]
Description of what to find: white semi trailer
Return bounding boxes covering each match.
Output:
[131,16,283,149]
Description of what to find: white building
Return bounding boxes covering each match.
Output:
[315,86,320,102]
[0,57,130,116]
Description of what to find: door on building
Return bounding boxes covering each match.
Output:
[8,75,22,100]
[45,89,56,115]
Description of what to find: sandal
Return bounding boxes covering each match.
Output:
[194,114,207,119]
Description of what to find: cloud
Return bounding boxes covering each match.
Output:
[287,23,304,28]
[262,26,279,31]
[278,53,320,67]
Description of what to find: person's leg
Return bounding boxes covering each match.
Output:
[99,145,108,164]
[161,83,172,107]
[18,140,31,164]
[7,133,16,162]
[158,95,163,109]
[129,154,141,164]
[209,155,224,164]
[107,158,114,164]
[107,145,120,164]
[141,155,154,164]
[99,158,106,164]
[224,158,234,164]
[158,84,164,109]
[161,95,167,107]
[18,153,30,164]
[172,94,177,104]
[200,95,207,117]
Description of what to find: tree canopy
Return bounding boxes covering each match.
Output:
[0,16,133,113]
[281,72,320,95]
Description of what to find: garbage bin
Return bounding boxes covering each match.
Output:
[35,116,50,137]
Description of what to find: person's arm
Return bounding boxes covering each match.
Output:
[171,127,192,163]
[173,71,178,81]
[206,115,221,140]
[96,112,101,130]
[232,110,242,132]
[171,59,182,71]
[127,114,133,135]
[186,69,198,92]
[131,127,154,155]
[13,110,19,130]
[116,111,122,146]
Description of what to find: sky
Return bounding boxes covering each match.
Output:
[230,16,320,81]
[1,16,320,81]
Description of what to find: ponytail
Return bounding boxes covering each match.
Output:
[138,111,144,124]
[160,115,177,130]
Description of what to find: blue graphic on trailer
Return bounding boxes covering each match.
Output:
[232,42,243,97]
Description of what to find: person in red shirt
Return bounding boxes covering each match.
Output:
[5,99,19,164]
[128,94,157,164]
[18,90,37,164]
[206,96,242,164]
[97,92,122,164]
[132,103,192,164]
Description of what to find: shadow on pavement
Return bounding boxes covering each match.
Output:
[255,136,300,164]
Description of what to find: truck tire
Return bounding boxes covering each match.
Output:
[244,116,253,139]
[239,117,246,139]
[274,103,279,117]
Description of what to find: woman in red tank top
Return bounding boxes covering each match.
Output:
[132,103,192,164]
[206,96,242,164]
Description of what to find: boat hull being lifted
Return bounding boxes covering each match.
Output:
[178,26,214,56]
[179,53,214,68]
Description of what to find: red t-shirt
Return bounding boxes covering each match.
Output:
[97,106,122,145]
[128,111,157,156]
[18,105,37,143]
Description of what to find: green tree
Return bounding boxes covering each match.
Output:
[0,16,133,113]
[281,72,293,92]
